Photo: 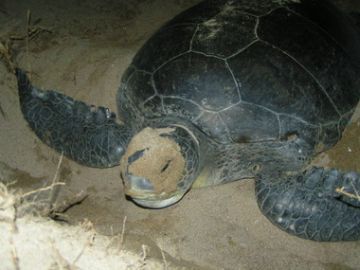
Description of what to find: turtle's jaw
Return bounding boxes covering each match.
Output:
[131,192,185,209]
[123,173,188,208]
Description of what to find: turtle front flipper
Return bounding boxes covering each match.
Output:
[256,167,360,241]
[16,68,132,168]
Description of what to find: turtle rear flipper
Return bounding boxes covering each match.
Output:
[256,167,360,241]
[16,68,132,168]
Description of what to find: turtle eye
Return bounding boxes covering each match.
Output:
[161,160,172,173]
[128,149,146,164]
[252,164,261,172]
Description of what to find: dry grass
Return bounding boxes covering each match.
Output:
[9,153,88,221]
[0,182,169,269]
[334,173,360,203]
[0,166,167,270]
[0,39,15,73]
[0,151,173,269]
[0,9,52,75]
[336,186,360,201]
[0,181,19,270]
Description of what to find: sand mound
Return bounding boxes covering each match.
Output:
[0,183,166,270]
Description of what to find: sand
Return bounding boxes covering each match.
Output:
[0,0,360,269]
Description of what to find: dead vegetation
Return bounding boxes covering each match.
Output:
[0,179,169,269]
[0,39,15,73]
[0,10,51,75]
[0,154,169,270]
[10,10,52,42]
[0,153,81,220]
[336,185,360,202]
[5,153,89,222]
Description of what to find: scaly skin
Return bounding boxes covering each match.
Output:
[16,67,360,241]
[256,167,360,241]
[16,69,132,168]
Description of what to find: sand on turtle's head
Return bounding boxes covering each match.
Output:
[120,127,185,197]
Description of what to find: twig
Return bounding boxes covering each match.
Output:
[26,9,31,77]
[0,184,20,268]
[0,183,18,232]
[0,40,15,73]
[30,152,64,205]
[52,191,88,214]
[22,152,83,221]
[160,245,168,270]
[105,215,127,253]
[140,244,148,269]
[350,181,360,199]
[4,180,18,188]
[119,215,127,251]
[48,153,64,208]
[80,219,95,232]
[20,182,65,199]
[10,9,52,42]
[10,26,52,41]
[52,153,64,185]
[10,238,20,270]
[336,187,360,201]
[3,10,52,77]
[72,233,95,265]
[48,191,88,220]
[27,153,65,219]
[50,240,74,270]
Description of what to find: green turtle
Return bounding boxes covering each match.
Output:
[15,0,360,241]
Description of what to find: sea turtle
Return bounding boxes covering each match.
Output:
[15,0,360,241]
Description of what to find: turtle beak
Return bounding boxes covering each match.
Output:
[123,174,155,196]
[131,193,184,209]
[122,172,185,208]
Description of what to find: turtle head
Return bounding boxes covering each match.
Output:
[120,125,200,208]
